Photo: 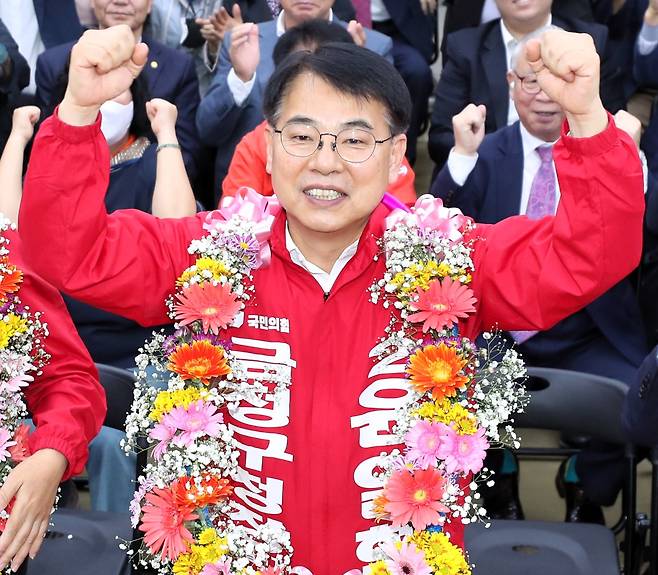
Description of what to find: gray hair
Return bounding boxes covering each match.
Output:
[509,24,564,71]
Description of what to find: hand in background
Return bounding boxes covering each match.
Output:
[9,106,40,147]
[452,103,487,156]
[146,98,178,144]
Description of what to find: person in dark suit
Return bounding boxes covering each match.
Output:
[428,0,613,169]
[0,0,84,105]
[195,0,393,203]
[370,0,434,166]
[0,20,29,154]
[623,344,658,447]
[34,0,202,181]
[430,37,648,522]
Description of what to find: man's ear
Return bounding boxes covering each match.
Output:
[506,70,515,98]
[265,124,274,174]
[387,133,407,185]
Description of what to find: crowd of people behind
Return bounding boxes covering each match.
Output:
[1,0,658,568]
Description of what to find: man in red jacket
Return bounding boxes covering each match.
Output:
[0,231,105,572]
[18,26,643,574]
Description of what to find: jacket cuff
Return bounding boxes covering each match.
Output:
[560,112,616,157]
[28,430,89,481]
[51,105,102,144]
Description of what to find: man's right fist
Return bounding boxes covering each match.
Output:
[60,25,148,126]
[452,103,486,157]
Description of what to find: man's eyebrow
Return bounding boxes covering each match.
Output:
[340,119,375,131]
[282,117,375,131]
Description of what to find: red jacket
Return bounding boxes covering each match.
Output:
[221,120,418,205]
[3,231,105,480]
[19,113,643,573]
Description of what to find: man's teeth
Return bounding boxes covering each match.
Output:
[305,188,343,200]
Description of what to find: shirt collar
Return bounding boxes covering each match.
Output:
[277,9,334,37]
[285,223,358,275]
[499,14,553,52]
[518,121,558,160]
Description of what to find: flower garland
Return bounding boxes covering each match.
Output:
[124,192,529,575]
[0,218,51,533]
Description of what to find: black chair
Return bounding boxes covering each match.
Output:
[19,363,138,575]
[465,367,645,575]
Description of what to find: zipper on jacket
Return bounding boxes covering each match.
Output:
[323,292,330,302]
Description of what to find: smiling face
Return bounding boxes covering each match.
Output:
[265,72,406,249]
[280,0,334,28]
[91,0,152,32]
[508,53,563,142]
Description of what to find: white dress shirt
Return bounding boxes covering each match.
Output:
[0,0,45,95]
[637,21,658,56]
[285,224,358,294]
[446,122,560,215]
[480,0,500,24]
[228,8,334,105]
[371,0,391,23]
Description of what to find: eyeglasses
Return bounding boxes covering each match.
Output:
[273,124,394,163]
[513,71,541,95]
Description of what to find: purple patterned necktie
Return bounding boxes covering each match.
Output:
[351,0,372,27]
[267,0,281,17]
[510,144,556,344]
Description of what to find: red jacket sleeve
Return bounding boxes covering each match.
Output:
[464,114,644,337]
[222,122,273,201]
[19,111,205,327]
[6,232,105,480]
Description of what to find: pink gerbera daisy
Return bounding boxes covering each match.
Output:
[163,400,224,447]
[174,282,242,334]
[149,421,176,460]
[201,561,231,575]
[404,420,448,469]
[407,277,477,333]
[0,428,16,462]
[383,540,432,575]
[383,468,449,530]
[438,426,490,475]
[139,485,197,561]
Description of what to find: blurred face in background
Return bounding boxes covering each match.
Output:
[495,0,552,35]
[91,0,152,34]
[281,0,334,28]
[508,52,563,142]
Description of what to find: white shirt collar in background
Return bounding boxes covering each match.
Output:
[277,9,334,37]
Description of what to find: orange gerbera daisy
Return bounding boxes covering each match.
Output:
[174,474,233,509]
[168,340,231,384]
[373,493,390,523]
[407,343,469,401]
[0,260,22,302]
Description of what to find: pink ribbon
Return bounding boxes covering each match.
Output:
[385,194,472,243]
[204,187,281,268]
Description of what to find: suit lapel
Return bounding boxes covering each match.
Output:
[142,38,162,92]
[481,23,510,130]
[495,124,524,219]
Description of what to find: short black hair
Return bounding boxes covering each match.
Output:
[272,19,354,67]
[263,42,411,135]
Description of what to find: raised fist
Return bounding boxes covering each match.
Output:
[146,98,178,143]
[452,104,487,157]
[10,106,40,146]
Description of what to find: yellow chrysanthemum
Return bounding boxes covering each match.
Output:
[149,387,203,422]
[368,560,391,575]
[177,257,230,286]
[413,400,477,435]
[172,550,202,575]
[0,324,10,349]
[409,531,471,575]
[5,313,27,335]
[197,528,218,546]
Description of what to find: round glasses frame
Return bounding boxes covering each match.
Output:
[273,124,394,164]
[513,71,541,95]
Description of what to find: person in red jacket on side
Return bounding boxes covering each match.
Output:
[0,107,105,572]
